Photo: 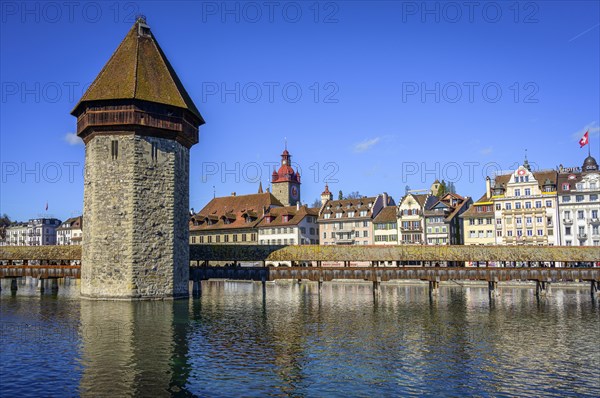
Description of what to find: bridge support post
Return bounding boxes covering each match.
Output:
[535,280,551,297]
[192,279,201,298]
[488,278,499,298]
[373,276,381,299]
[591,281,598,299]
[50,279,59,293]
[10,278,18,292]
[261,276,267,301]
[429,278,440,297]
[318,277,323,295]
[36,278,45,293]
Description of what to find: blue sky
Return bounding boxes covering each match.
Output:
[1,1,599,221]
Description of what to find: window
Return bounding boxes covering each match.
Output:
[525,188,531,196]
[516,217,522,225]
[576,195,584,203]
[578,210,584,220]
[191,236,196,243]
[535,201,542,208]
[360,211,367,217]
[323,232,327,239]
[566,240,572,246]
[537,229,543,236]
[536,217,543,223]
[469,219,475,225]
[496,204,501,210]
[525,202,531,209]
[514,189,521,197]
[363,221,368,227]
[562,183,570,191]
[515,202,521,209]
[527,229,533,236]
[592,210,598,219]
[506,203,512,210]
[111,140,118,160]
[363,230,368,237]
[564,211,571,220]
[591,194,598,201]
[545,200,552,208]
[576,183,584,190]
[562,196,570,203]
[335,213,342,218]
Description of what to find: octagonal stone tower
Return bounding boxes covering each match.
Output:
[72,17,204,299]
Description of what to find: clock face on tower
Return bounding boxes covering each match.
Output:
[291,185,299,200]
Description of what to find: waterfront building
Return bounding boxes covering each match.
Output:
[557,155,600,247]
[25,218,62,246]
[424,193,472,245]
[318,192,394,246]
[460,178,495,246]
[491,159,559,246]
[1,222,28,246]
[72,17,204,299]
[397,192,438,244]
[373,206,399,245]
[57,216,83,245]
[257,204,319,246]
[189,191,283,245]
[271,148,301,206]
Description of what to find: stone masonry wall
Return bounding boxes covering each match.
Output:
[81,134,189,299]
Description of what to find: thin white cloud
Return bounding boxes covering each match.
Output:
[64,132,83,146]
[569,23,600,42]
[572,122,600,141]
[354,137,381,153]
[480,147,493,155]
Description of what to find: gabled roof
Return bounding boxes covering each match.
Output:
[373,206,397,223]
[57,216,83,230]
[318,197,377,221]
[71,18,203,121]
[257,206,319,228]
[190,193,283,231]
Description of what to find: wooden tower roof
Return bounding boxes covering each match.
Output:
[71,17,203,122]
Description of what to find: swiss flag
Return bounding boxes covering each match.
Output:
[579,131,589,147]
[45,202,48,211]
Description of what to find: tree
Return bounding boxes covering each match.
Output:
[447,181,456,194]
[344,191,362,199]
[310,198,322,208]
[338,190,343,200]
[436,180,448,197]
[0,214,11,241]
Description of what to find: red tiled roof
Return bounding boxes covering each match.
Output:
[257,206,319,228]
[190,193,283,231]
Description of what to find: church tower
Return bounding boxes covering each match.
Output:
[271,148,301,206]
[72,17,204,299]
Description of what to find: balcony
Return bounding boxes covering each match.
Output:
[495,224,502,229]
[578,233,587,240]
[562,218,573,225]
[590,218,600,225]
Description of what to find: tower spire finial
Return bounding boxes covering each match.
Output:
[285,137,287,151]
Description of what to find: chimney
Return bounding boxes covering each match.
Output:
[382,192,388,207]
[296,202,300,210]
[231,192,236,196]
[485,177,491,199]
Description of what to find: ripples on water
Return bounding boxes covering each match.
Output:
[1,279,599,397]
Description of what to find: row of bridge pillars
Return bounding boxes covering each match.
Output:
[0,278,61,294]
[187,278,599,301]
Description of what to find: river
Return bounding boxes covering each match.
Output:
[1,280,599,397]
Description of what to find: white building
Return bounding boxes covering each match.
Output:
[557,155,600,247]
[27,218,62,246]
[2,222,28,246]
[491,160,559,246]
[57,216,83,245]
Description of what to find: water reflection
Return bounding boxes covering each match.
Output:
[1,281,599,397]
[78,300,193,397]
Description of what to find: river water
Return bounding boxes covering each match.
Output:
[1,280,599,397]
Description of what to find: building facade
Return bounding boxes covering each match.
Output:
[424,193,472,245]
[73,18,204,299]
[318,193,394,246]
[491,160,559,246]
[257,204,319,246]
[57,216,83,245]
[397,193,437,244]
[557,155,600,247]
[373,206,398,245]
[190,192,282,245]
[2,222,28,246]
